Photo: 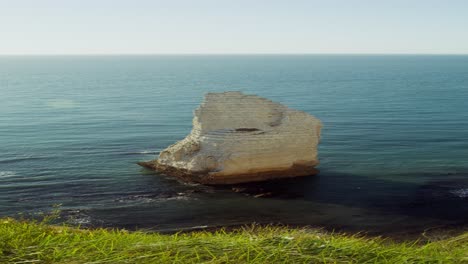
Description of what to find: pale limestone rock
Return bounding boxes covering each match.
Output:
[139,91,322,184]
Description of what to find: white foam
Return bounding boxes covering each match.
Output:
[139,150,158,154]
[450,188,468,198]
[0,171,16,178]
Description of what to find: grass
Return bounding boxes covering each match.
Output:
[1,217,467,263]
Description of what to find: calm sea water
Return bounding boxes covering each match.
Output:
[1,55,467,235]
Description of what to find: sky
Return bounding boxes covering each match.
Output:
[1,0,467,55]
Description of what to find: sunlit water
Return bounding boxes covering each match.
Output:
[1,55,467,236]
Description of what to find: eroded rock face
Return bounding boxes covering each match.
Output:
[139,92,322,184]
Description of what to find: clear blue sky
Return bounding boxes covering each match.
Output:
[1,0,467,54]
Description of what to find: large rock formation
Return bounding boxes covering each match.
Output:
[139,92,322,184]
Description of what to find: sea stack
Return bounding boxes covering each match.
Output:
[139,92,322,184]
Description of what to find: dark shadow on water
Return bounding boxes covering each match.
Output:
[57,168,468,239]
[224,170,468,221]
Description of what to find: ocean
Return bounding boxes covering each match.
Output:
[1,55,467,236]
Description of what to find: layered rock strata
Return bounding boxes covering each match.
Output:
[139,91,322,184]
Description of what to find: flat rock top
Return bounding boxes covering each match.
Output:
[194,91,316,134]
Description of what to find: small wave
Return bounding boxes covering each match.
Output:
[0,157,44,164]
[68,215,92,225]
[114,193,194,203]
[118,150,160,156]
[0,171,17,178]
[137,150,159,154]
[63,210,94,226]
[45,99,77,109]
[164,196,193,201]
[181,181,202,187]
[450,188,468,198]
[0,154,54,164]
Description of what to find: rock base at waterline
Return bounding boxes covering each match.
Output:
[138,160,319,185]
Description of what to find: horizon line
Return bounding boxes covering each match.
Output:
[1,53,468,56]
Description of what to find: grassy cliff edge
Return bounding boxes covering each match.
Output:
[1,217,467,263]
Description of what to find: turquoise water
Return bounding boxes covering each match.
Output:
[1,55,467,235]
